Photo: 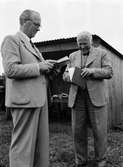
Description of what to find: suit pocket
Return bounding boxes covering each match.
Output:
[12,96,30,105]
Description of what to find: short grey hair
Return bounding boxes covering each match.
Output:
[19,9,39,25]
[76,31,92,43]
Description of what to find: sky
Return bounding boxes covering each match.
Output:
[0,0,123,74]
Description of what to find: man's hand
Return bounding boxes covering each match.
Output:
[39,60,57,73]
[81,68,95,78]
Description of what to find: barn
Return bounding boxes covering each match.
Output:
[35,35,123,128]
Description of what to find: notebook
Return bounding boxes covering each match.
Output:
[69,67,86,88]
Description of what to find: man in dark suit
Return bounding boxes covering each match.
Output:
[1,9,56,167]
[63,31,113,167]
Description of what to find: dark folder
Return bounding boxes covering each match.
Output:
[72,67,86,89]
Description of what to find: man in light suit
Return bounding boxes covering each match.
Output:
[1,9,56,167]
[63,31,113,167]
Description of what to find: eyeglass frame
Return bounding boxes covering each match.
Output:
[25,19,41,28]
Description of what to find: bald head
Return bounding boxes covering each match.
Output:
[19,9,41,39]
[19,9,40,26]
[76,31,92,54]
[77,31,92,44]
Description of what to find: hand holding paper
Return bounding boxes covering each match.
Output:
[48,56,70,79]
[54,56,70,68]
[39,59,57,73]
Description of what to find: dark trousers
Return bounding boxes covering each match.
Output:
[72,88,107,165]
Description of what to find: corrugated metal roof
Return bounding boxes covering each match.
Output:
[35,35,123,58]
[35,37,76,45]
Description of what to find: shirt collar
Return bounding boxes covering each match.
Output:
[19,31,30,42]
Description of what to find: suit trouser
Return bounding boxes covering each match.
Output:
[72,88,107,165]
[9,101,49,167]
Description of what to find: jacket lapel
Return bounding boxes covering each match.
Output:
[16,32,43,61]
[33,45,44,61]
[75,50,82,67]
[85,47,96,67]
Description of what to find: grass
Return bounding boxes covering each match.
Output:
[0,120,123,167]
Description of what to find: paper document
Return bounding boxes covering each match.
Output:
[54,56,70,68]
[68,67,75,81]
[56,56,69,64]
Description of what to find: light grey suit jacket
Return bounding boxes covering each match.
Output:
[1,32,47,108]
[64,47,113,107]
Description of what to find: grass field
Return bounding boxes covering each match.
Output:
[0,120,123,167]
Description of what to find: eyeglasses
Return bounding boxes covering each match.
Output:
[32,21,41,28]
[26,19,41,28]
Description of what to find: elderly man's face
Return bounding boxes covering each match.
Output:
[22,12,41,39]
[77,38,91,55]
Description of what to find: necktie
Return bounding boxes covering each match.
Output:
[30,40,35,48]
[30,40,39,56]
[81,54,88,90]
[81,53,88,68]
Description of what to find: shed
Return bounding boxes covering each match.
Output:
[35,35,123,128]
